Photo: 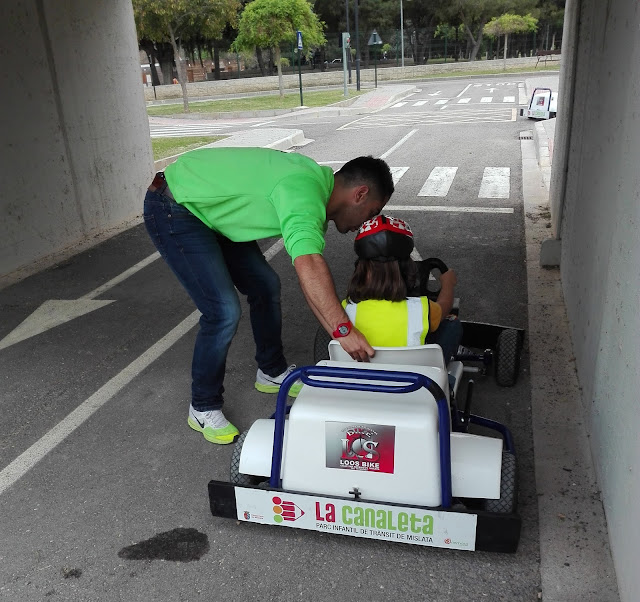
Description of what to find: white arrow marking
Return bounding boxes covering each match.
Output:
[0,252,160,351]
[488,88,497,93]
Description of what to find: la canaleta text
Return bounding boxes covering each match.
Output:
[315,502,434,534]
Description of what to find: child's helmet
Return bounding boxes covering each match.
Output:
[354,215,414,262]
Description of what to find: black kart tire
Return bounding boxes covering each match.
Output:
[230,431,263,486]
[483,452,518,514]
[313,325,332,363]
[495,328,521,387]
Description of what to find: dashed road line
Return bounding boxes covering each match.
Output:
[418,167,458,197]
[479,167,511,198]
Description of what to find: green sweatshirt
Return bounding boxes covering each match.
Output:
[163,147,334,261]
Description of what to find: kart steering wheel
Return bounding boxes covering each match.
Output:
[417,257,449,301]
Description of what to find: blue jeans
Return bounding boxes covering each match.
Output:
[143,189,287,411]
[426,316,463,365]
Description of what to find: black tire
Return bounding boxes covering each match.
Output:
[483,452,517,514]
[230,431,263,486]
[313,325,332,363]
[495,328,521,387]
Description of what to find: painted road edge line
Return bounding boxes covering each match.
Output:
[387,205,514,214]
[379,130,418,160]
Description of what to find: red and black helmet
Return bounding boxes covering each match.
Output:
[354,215,414,262]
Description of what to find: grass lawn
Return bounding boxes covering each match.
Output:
[152,136,227,160]
[147,89,368,116]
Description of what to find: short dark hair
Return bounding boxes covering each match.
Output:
[346,257,417,303]
[336,156,394,201]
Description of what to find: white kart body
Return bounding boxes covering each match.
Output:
[239,343,503,507]
[521,87,558,119]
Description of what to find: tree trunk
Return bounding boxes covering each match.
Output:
[168,24,189,113]
[256,47,266,76]
[503,33,508,70]
[213,46,220,80]
[468,23,485,61]
[274,46,284,97]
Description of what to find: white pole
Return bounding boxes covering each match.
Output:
[400,0,404,68]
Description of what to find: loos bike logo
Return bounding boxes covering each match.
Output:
[326,423,395,474]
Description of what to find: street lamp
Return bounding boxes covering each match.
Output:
[400,0,404,68]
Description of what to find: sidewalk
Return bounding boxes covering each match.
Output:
[521,79,620,600]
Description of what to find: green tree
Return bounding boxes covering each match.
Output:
[234,0,326,97]
[134,0,240,112]
[441,0,536,61]
[484,12,537,69]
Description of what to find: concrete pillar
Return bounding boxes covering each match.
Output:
[0,0,153,285]
[560,1,640,600]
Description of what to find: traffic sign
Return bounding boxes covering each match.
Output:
[368,29,383,45]
[297,31,303,50]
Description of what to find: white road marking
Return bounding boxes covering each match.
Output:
[427,91,441,96]
[250,120,276,127]
[418,167,458,197]
[481,97,493,103]
[391,102,407,108]
[378,129,418,159]
[387,205,514,214]
[413,100,428,106]
[0,253,161,351]
[456,83,472,97]
[0,239,286,495]
[457,98,471,104]
[435,99,448,105]
[518,82,528,105]
[503,96,516,103]
[479,167,511,198]
[390,167,410,185]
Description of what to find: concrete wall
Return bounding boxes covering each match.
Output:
[144,56,544,101]
[0,0,153,285]
[560,1,639,599]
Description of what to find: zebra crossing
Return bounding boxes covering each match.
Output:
[149,122,234,138]
[322,163,515,212]
[391,95,517,109]
[338,107,516,129]
[388,165,514,214]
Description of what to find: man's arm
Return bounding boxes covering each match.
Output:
[435,269,457,316]
[293,254,374,361]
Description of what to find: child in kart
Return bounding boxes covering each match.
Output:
[343,215,462,363]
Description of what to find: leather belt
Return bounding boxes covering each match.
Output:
[148,172,174,199]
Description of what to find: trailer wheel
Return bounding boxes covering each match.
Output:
[313,325,332,363]
[483,452,517,514]
[230,431,263,486]
[495,328,520,387]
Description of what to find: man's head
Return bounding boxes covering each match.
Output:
[326,156,394,233]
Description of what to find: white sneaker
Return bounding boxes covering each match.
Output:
[187,406,239,444]
[255,364,302,397]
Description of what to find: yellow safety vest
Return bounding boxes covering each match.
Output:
[342,298,431,346]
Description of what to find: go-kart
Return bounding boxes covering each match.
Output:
[207,259,524,553]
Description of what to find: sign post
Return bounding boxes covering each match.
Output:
[341,32,350,97]
[368,29,383,88]
[296,30,304,106]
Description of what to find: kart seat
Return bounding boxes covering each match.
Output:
[327,340,446,372]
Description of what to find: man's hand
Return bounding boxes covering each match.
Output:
[293,254,375,361]
[337,326,375,362]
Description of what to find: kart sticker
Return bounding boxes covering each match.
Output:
[325,422,395,474]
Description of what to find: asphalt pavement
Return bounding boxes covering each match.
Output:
[0,74,619,602]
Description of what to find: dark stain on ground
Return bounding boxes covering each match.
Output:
[61,567,82,579]
[118,528,210,562]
